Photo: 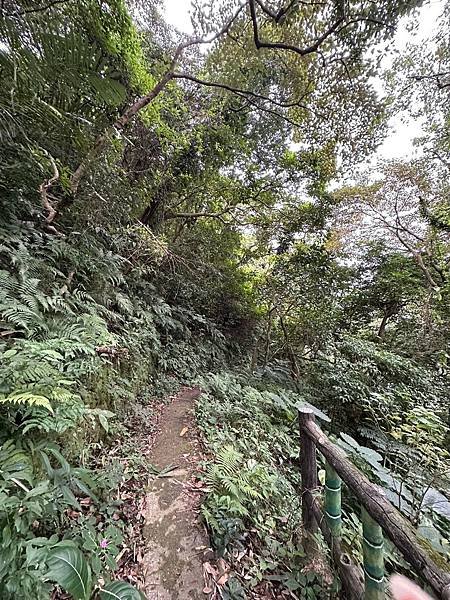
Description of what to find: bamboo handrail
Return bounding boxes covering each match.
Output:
[298,408,450,600]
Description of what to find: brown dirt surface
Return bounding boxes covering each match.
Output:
[142,386,213,600]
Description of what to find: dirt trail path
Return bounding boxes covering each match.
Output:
[142,387,211,599]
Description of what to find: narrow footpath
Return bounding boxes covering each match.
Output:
[142,387,212,599]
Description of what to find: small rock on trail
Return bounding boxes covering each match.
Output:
[142,387,211,599]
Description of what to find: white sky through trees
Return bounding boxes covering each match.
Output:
[164,0,444,161]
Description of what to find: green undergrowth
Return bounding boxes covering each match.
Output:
[195,371,333,599]
[195,369,450,599]
[0,220,229,598]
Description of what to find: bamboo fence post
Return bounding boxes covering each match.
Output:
[362,506,385,600]
[310,497,365,600]
[325,462,342,538]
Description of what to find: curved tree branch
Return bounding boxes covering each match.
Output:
[172,72,323,125]
[164,209,231,224]
[254,0,299,23]
[38,152,61,232]
[173,72,310,109]
[249,0,344,57]
[5,0,72,16]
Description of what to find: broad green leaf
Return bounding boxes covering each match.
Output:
[24,480,50,499]
[72,477,98,503]
[61,485,81,509]
[340,432,359,449]
[99,581,146,600]
[99,413,109,432]
[2,525,11,547]
[295,401,330,423]
[2,349,17,358]
[46,544,92,600]
[47,447,72,474]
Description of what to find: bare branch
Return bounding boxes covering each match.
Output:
[38,152,60,228]
[177,2,246,50]
[249,0,344,57]
[5,0,72,16]
[410,71,450,90]
[254,0,299,23]
[165,209,231,224]
[428,150,450,171]
[172,72,322,122]
[235,91,303,128]
[249,0,394,60]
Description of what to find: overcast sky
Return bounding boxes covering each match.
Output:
[163,0,444,161]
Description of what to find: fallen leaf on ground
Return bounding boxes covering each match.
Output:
[217,573,229,587]
[217,558,229,575]
[203,562,217,577]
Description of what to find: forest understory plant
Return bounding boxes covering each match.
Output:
[195,367,449,597]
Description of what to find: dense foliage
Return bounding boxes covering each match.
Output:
[0,0,449,598]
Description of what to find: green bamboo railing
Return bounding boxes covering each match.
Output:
[298,408,450,600]
[362,507,384,600]
[325,463,342,538]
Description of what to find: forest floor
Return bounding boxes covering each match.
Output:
[141,387,214,599]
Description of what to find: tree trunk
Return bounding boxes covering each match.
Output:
[310,498,364,600]
[70,70,175,196]
[377,303,400,339]
[263,308,275,370]
[377,312,389,339]
[280,316,300,380]
[140,194,166,230]
[250,338,260,372]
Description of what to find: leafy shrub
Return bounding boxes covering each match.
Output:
[196,372,331,596]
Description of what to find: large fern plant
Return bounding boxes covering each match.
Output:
[0,266,115,431]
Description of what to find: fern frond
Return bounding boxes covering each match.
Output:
[22,396,85,434]
[1,391,53,412]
